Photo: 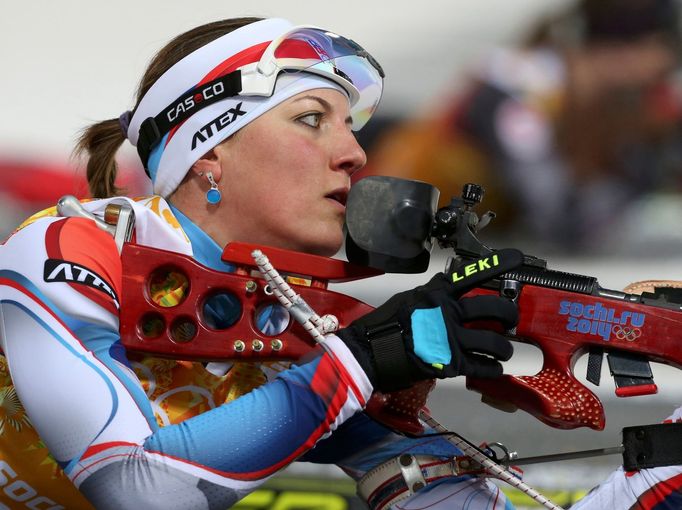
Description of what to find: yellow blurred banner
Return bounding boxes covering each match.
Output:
[234,475,590,510]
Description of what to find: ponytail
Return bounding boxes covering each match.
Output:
[74,17,261,199]
[74,118,127,198]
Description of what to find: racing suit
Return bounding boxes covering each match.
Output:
[0,196,506,509]
[3,195,679,509]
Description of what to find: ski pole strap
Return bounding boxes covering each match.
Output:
[623,423,682,471]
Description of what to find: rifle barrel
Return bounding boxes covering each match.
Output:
[511,446,624,466]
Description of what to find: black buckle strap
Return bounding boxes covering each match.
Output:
[136,71,243,174]
[623,423,682,470]
[137,118,162,173]
[366,322,413,392]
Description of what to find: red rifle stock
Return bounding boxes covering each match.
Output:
[119,241,435,435]
[464,280,682,431]
[119,242,377,361]
[119,240,682,433]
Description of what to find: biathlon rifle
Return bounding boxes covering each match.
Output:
[344,176,682,431]
[59,173,682,434]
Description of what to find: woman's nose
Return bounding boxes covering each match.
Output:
[332,131,367,176]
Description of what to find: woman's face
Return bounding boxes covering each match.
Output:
[214,88,366,256]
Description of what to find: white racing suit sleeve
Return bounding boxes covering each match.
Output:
[0,216,372,510]
[570,405,682,510]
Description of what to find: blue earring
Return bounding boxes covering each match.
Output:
[205,171,222,205]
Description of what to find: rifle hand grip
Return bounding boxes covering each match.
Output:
[365,379,436,435]
[466,369,605,430]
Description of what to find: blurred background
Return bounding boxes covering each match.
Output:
[0,0,574,238]
[3,1,682,508]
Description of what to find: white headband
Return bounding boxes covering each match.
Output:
[126,18,348,197]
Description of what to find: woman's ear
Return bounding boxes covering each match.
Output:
[190,148,223,182]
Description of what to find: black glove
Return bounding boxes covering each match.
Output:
[337,249,523,392]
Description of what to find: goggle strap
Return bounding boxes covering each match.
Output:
[137,71,243,172]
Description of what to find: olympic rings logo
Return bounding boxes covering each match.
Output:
[612,325,642,342]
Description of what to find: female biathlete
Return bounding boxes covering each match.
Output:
[0,16,681,510]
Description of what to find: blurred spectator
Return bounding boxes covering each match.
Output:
[359,0,682,254]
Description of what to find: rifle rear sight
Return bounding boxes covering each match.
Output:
[431,183,500,261]
[344,177,546,274]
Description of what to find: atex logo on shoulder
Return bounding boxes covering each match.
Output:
[43,259,120,309]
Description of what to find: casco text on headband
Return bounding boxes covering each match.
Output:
[134,25,384,174]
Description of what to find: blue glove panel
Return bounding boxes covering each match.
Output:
[411,307,451,367]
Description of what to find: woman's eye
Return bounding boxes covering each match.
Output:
[297,112,322,128]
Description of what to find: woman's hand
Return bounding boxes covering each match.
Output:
[337,249,523,392]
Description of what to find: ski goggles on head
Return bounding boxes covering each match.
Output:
[239,26,385,130]
[135,25,384,171]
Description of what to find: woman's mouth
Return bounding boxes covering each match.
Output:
[325,189,348,208]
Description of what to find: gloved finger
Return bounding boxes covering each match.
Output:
[455,327,514,361]
[461,354,504,378]
[447,249,524,296]
[456,294,518,329]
